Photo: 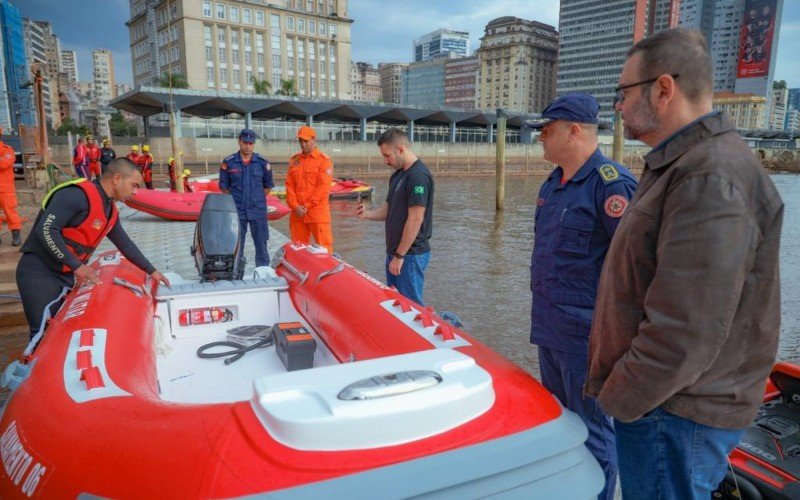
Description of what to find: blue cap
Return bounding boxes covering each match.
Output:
[238,128,257,143]
[527,94,600,129]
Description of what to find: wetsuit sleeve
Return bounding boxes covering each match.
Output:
[106,223,156,275]
[598,176,638,236]
[33,188,88,271]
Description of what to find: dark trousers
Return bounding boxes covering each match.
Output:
[538,345,617,500]
[240,218,270,267]
[16,253,74,339]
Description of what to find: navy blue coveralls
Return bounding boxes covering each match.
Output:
[219,151,274,267]
[530,149,637,500]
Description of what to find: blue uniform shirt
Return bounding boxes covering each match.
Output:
[530,149,638,355]
[219,151,274,220]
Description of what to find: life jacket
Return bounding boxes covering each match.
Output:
[42,178,119,273]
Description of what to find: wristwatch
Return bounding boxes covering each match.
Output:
[394,252,405,259]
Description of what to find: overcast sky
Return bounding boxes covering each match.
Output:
[14,0,800,88]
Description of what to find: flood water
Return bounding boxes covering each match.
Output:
[3,172,800,383]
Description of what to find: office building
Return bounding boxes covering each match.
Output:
[444,55,478,109]
[403,57,453,108]
[33,21,63,128]
[93,49,116,106]
[127,0,352,99]
[557,0,680,120]
[476,17,558,114]
[788,88,800,111]
[769,80,787,130]
[0,0,34,131]
[713,91,767,129]
[349,61,380,102]
[60,49,79,88]
[785,108,799,132]
[680,0,744,92]
[379,62,406,104]
[413,28,469,62]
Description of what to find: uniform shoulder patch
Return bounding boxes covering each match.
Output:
[598,163,620,183]
[604,195,628,218]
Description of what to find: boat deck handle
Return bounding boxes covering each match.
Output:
[278,260,308,285]
[316,263,345,283]
[113,277,144,297]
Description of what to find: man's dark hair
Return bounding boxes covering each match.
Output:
[104,157,140,178]
[627,28,713,103]
[377,127,410,147]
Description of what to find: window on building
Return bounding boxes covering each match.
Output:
[319,22,326,36]
[207,67,215,84]
[318,0,325,14]
[273,54,282,69]
[330,23,336,36]
[231,31,239,45]
[256,33,264,49]
[230,6,239,22]
[306,0,313,12]
[234,69,241,84]
[256,11,265,26]
[243,8,252,23]
[245,51,252,65]
[259,71,265,81]
[216,3,226,19]
[272,72,282,88]
[287,17,294,31]
[271,14,280,30]
[246,70,253,83]
[309,20,315,35]
[232,49,240,64]
[220,68,228,83]
[218,48,227,63]
[243,32,251,47]
[298,18,305,33]
[299,75,306,92]
[218,27,226,44]
[203,1,212,17]
[310,76,315,96]
[258,53,265,66]
[206,46,213,61]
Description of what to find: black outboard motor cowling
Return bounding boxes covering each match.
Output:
[192,193,245,281]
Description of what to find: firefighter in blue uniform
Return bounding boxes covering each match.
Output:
[219,128,274,267]
[528,94,638,500]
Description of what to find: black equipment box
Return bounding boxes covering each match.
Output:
[273,322,316,371]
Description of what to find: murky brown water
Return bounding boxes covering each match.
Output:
[3,172,799,387]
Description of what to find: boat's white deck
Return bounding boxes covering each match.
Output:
[156,328,338,404]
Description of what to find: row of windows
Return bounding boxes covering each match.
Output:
[203,1,266,26]
[206,66,336,97]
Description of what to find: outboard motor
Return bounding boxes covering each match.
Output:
[191,193,245,281]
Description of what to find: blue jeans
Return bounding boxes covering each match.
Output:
[240,218,270,267]
[538,346,617,500]
[615,407,745,499]
[385,252,429,305]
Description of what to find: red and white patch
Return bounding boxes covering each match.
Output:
[604,195,628,218]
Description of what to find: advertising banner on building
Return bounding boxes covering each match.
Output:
[737,0,777,79]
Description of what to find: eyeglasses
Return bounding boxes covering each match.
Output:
[614,74,679,104]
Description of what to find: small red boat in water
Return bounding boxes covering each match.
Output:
[0,241,604,498]
[124,180,289,222]
[272,178,375,200]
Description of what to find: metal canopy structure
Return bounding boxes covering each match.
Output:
[110,86,536,130]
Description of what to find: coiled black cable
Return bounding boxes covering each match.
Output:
[196,335,274,365]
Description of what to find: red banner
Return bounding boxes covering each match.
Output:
[737,0,777,79]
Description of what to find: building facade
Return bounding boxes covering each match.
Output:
[558,0,680,120]
[444,55,478,110]
[402,57,448,108]
[476,16,558,114]
[22,18,55,129]
[349,61,380,102]
[60,49,78,89]
[413,28,469,62]
[713,91,767,129]
[0,0,34,130]
[92,49,116,106]
[788,87,800,111]
[127,0,353,99]
[35,21,63,128]
[770,80,787,130]
[379,62,406,104]
[785,108,799,132]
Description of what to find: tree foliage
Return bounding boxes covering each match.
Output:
[157,72,189,89]
[55,118,89,137]
[109,112,139,137]
[251,77,272,95]
[276,79,298,97]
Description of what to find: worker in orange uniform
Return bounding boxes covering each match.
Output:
[126,145,141,165]
[0,128,21,245]
[85,135,102,180]
[167,151,182,191]
[181,168,193,193]
[139,144,154,189]
[285,126,334,252]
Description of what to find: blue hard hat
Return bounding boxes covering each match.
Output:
[527,94,600,129]
[238,128,257,143]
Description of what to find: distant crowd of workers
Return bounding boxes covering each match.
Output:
[72,135,192,192]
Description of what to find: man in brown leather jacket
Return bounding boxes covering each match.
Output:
[586,28,783,499]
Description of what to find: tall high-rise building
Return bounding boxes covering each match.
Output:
[92,49,116,106]
[0,0,34,131]
[785,108,799,132]
[60,49,79,88]
[379,62,406,104]
[349,61,381,102]
[34,21,63,128]
[557,0,680,120]
[476,17,558,114]
[413,28,469,62]
[23,18,54,129]
[769,80,787,130]
[788,88,800,111]
[444,55,478,109]
[402,57,448,108]
[127,0,352,99]
[680,0,744,92]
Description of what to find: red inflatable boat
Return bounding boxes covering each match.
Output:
[0,245,603,498]
[124,181,289,222]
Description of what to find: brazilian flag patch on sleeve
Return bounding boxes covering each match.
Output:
[414,185,425,194]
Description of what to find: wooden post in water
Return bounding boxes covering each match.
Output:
[496,108,506,211]
[612,108,624,163]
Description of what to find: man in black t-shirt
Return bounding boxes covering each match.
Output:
[355,128,433,305]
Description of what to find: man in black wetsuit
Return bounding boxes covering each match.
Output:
[16,158,170,340]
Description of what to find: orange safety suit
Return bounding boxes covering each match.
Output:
[285,147,334,252]
[85,143,102,179]
[0,141,21,231]
[138,153,154,189]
